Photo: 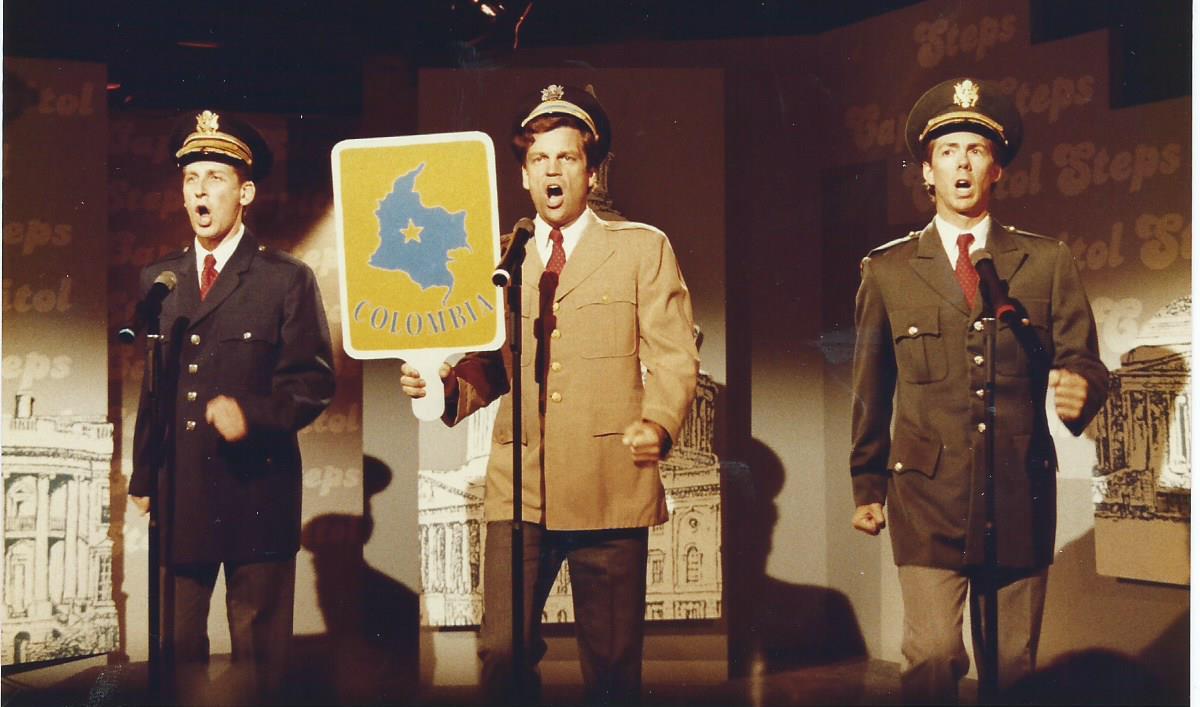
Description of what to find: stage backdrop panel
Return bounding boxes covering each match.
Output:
[413,68,725,626]
[2,57,116,667]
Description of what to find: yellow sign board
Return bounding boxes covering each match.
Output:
[332,132,504,418]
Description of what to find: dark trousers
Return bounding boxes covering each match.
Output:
[478,521,650,706]
[167,558,296,705]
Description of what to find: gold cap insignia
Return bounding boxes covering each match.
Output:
[953,80,980,109]
[195,110,221,134]
[541,84,565,102]
[176,109,254,168]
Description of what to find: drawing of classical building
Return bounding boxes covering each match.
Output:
[419,374,722,626]
[2,395,118,665]
[1092,297,1191,523]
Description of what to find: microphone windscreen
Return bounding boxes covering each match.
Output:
[969,248,994,267]
[514,217,535,235]
[155,270,179,290]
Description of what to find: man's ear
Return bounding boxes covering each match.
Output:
[521,165,530,192]
[240,180,257,206]
[921,162,934,189]
[587,168,597,190]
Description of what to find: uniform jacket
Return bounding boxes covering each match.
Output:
[447,213,699,530]
[130,231,335,564]
[850,220,1108,570]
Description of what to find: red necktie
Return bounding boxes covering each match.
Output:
[536,228,567,395]
[200,254,219,301]
[545,228,566,275]
[955,233,979,308]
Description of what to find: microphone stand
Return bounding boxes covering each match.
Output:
[496,237,529,698]
[142,312,171,701]
[977,312,999,703]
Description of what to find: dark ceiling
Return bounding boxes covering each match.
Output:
[4,0,1189,115]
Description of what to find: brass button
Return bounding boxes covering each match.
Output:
[188,364,199,374]
[552,302,560,313]
[602,294,610,303]
[1021,317,1031,326]
[973,321,984,331]
[893,462,904,471]
[243,331,252,340]
[186,420,197,431]
[187,391,198,402]
[977,422,987,432]
[550,329,561,340]
[550,361,562,372]
[190,334,201,345]
[975,388,985,399]
[907,325,919,335]
[550,392,562,403]
[973,355,985,366]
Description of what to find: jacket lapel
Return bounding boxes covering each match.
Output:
[908,222,971,315]
[987,221,1029,284]
[553,218,614,302]
[187,232,258,331]
[172,247,201,320]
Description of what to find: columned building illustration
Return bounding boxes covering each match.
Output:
[3,395,117,664]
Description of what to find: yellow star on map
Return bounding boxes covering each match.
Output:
[401,218,424,243]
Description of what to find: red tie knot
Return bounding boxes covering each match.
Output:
[549,228,563,245]
[957,233,975,254]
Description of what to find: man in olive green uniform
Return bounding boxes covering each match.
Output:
[849,78,1108,703]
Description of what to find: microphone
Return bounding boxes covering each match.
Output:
[492,218,535,287]
[117,271,178,343]
[969,250,1018,324]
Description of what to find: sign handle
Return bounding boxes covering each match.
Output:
[406,351,448,421]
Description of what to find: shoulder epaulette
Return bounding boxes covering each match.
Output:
[151,244,192,266]
[866,230,920,256]
[603,219,666,237]
[1001,224,1056,241]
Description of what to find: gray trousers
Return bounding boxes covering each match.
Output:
[897,564,1048,704]
[478,521,649,706]
[168,558,296,705]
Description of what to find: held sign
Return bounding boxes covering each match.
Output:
[332,132,504,420]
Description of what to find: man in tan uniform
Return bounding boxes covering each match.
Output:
[849,78,1108,703]
[402,85,699,705]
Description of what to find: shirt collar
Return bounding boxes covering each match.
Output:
[195,223,245,274]
[934,213,990,264]
[533,208,594,261]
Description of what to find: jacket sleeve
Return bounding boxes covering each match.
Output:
[850,257,898,507]
[236,264,336,434]
[443,348,510,427]
[636,232,700,448]
[1049,240,1109,435]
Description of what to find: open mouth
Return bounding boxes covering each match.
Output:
[954,179,972,191]
[195,204,212,226]
[545,184,564,208]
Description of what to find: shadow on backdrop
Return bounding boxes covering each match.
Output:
[725,438,867,684]
[287,455,427,705]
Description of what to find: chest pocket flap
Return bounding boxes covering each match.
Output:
[890,306,947,383]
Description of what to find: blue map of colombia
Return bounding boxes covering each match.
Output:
[370,163,470,303]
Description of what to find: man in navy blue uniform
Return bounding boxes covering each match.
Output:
[130,110,335,704]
